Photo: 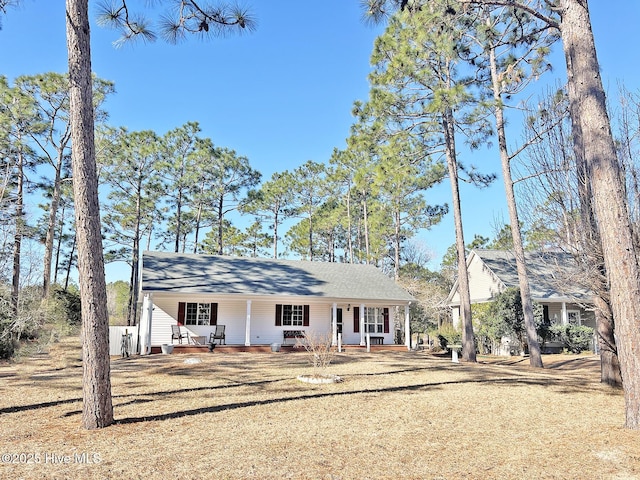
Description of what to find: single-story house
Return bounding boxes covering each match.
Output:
[447,249,596,353]
[138,251,416,353]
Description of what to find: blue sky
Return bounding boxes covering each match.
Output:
[1,1,639,282]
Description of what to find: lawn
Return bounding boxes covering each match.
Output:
[0,338,638,480]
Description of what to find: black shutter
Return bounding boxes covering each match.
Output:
[177,302,186,326]
[353,306,360,333]
[275,304,282,326]
[383,307,390,333]
[210,303,218,325]
[303,305,310,326]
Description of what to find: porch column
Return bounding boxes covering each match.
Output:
[140,294,153,355]
[404,304,411,351]
[331,303,338,346]
[245,300,252,346]
[360,303,366,346]
[561,302,568,325]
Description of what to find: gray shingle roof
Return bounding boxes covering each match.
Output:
[473,249,591,301]
[141,251,415,303]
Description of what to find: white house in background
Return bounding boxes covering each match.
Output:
[447,249,596,353]
[138,251,415,353]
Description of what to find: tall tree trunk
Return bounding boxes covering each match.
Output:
[560,0,640,428]
[444,108,476,362]
[66,0,114,429]
[308,208,314,261]
[11,146,24,316]
[53,202,66,285]
[488,44,543,368]
[593,295,622,386]
[393,209,401,281]
[217,195,224,255]
[193,202,203,254]
[174,190,183,253]
[192,178,206,254]
[126,194,142,326]
[273,208,279,258]
[64,232,77,291]
[574,89,621,387]
[42,148,64,298]
[346,183,354,263]
[127,242,139,327]
[362,191,371,263]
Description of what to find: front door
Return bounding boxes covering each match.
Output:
[334,308,343,334]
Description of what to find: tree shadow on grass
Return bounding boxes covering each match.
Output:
[112,375,589,425]
[545,356,601,371]
[0,377,288,416]
[2,357,609,420]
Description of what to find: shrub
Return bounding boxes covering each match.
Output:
[0,290,16,359]
[0,333,16,359]
[51,286,81,326]
[296,331,336,376]
[473,302,505,354]
[432,323,461,351]
[482,288,548,354]
[1,285,82,359]
[549,324,594,354]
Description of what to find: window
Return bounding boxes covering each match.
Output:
[275,304,310,327]
[185,303,211,326]
[364,307,384,334]
[567,310,581,326]
[353,306,389,334]
[282,304,304,326]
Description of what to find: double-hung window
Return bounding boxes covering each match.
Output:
[178,302,217,326]
[364,307,384,334]
[352,306,389,334]
[282,305,304,326]
[275,304,310,327]
[567,310,581,326]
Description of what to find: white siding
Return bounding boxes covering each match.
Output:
[109,325,139,356]
[450,254,505,305]
[149,298,178,346]
[468,254,504,302]
[451,306,460,330]
[148,296,398,346]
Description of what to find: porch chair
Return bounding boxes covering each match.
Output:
[209,324,226,345]
[171,325,189,344]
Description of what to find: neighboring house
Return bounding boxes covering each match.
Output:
[138,251,415,353]
[447,249,596,354]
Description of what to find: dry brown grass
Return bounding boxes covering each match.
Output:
[0,337,638,480]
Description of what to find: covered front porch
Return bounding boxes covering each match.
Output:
[138,294,413,355]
